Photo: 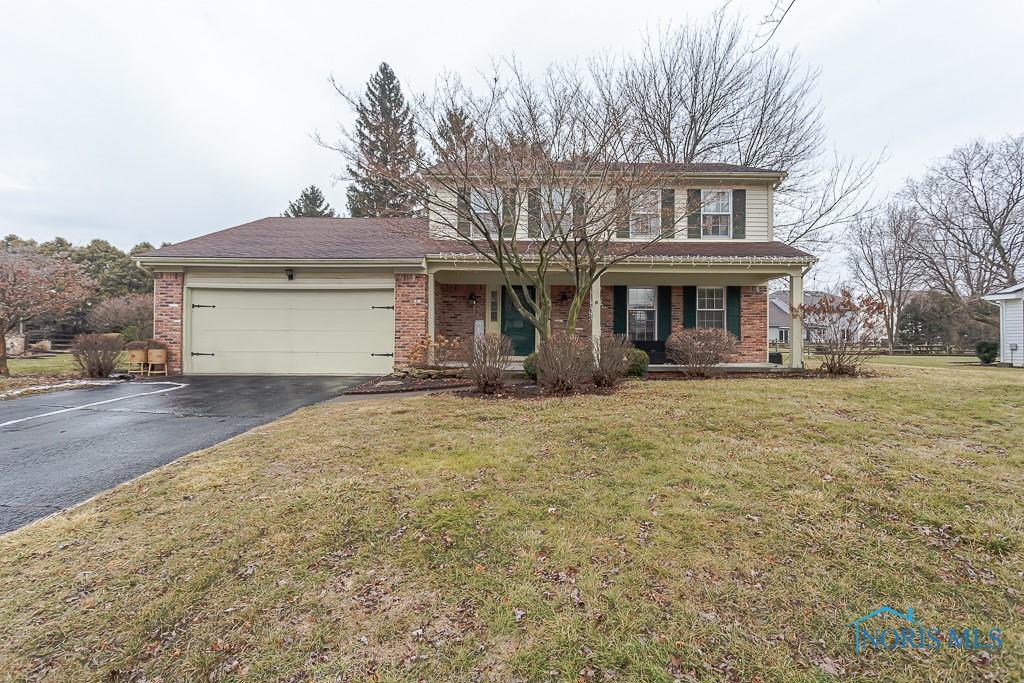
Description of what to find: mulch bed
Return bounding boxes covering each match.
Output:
[344,376,473,395]
[457,381,621,401]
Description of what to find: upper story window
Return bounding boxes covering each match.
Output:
[469,189,502,237]
[542,188,573,237]
[629,191,661,239]
[627,287,657,341]
[696,286,725,328]
[701,189,731,238]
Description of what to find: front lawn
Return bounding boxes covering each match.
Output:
[0,354,82,396]
[1,366,1021,680]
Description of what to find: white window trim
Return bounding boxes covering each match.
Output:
[469,189,502,239]
[626,286,658,341]
[628,190,661,240]
[701,189,732,239]
[541,188,573,238]
[696,286,726,329]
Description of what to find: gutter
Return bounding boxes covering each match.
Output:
[134,256,424,269]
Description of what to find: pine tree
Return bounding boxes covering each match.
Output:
[282,185,337,217]
[346,63,419,218]
[434,107,475,160]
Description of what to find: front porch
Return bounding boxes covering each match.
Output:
[395,261,810,369]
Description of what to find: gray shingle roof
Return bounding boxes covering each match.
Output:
[138,217,814,261]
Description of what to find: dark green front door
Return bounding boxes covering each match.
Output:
[501,286,536,355]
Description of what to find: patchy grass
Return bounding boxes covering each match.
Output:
[863,354,994,370]
[0,367,1021,681]
[0,354,82,396]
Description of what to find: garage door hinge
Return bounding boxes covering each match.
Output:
[371,353,395,357]
[371,305,395,310]
[192,304,216,309]
[191,352,215,357]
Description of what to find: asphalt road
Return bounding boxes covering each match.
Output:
[0,376,365,534]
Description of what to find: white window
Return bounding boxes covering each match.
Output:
[629,191,661,239]
[701,189,731,238]
[542,188,573,237]
[469,189,501,237]
[777,327,789,343]
[627,287,657,341]
[696,286,725,329]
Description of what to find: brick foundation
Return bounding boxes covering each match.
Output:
[153,271,184,374]
[435,283,485,341]
[394,273,429,368]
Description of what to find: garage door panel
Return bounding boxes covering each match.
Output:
[189,288,395,375]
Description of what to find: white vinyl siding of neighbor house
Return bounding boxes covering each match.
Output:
[428,182,774,241]
[1000,299,1024,367]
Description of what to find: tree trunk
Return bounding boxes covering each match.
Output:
[0,327,9,377]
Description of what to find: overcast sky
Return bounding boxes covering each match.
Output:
[3,0,1023,276]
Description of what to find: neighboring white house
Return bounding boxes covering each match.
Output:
[983,283,1024,367]
[768,290,825,344]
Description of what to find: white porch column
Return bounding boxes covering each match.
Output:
[590,277,602,344]
[789,271,804,368]
[426,271,436,364]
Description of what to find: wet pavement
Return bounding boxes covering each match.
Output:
[0,376,366,534]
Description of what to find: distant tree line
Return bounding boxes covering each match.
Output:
[846,133,1023,349]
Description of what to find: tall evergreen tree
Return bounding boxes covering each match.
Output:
[433,107,475,160]
[346,63,419,217]
[282,185,337,217]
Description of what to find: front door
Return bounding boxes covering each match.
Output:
[501,286,536,355]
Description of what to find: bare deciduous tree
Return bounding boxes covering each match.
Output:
[618,11,877,248]
[328,62,698,340]
[0,248,94,376]
[846,203,923,351]
[904,134,1024,328]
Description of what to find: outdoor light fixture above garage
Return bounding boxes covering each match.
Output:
[284,268,295,280]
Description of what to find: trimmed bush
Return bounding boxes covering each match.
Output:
[71,333,124,378]
[975,340,999,365]
[535,333,592,393]
[462,334,514,393]
[626,348,650,377]
[523,352,539,381]
[592,335,633,388]
[666,328,738,376]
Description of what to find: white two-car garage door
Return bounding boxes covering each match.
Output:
[187,288,395,375]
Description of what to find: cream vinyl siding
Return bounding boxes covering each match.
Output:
[428,182,773,241]
[187,288,395,375]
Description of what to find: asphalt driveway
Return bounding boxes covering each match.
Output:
[0,376,366,534]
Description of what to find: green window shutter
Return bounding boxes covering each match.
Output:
[731,189,746,239]
[613,286,627,335]
[682,286,697,328]
[615,188,630,238]
[501,189,516,238]
[661,189,675,238]
[726,286,742,338]
[527,189,541,237]
[457,190,471,235]
[686,189,701,239]
[657,286,672,340]
[572,189,586,231]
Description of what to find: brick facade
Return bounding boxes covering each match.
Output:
[550,285,591,337]
[394,273,429,368]
[434,283,486,341]
[731,285,768,363]
[153,271,184,374]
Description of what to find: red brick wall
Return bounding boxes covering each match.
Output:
[600,286,614,336]
[730,285,768,362]
[435,283,485,341]
[394,273,429,368]
[153,271,184,374]
[550,285,592,337]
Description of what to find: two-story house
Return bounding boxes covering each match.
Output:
[136,163,815,375]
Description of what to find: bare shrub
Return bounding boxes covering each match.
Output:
[71,333,124,378]
[409,334,463,369]
[592,335,633,388]
[462,334,513,393]
[87,294,153,341]
[666,328,738,376]
[799,289,887,375]
[535,333,593,393]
